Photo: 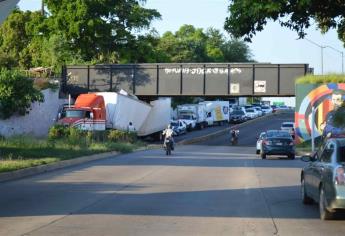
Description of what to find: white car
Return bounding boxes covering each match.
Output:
[253,107,263,116]
[256,132,266,154]
[281,121,295,137]
[245,108,258,119]
[261,105,272,114]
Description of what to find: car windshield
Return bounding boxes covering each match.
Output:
[179,115,192,120]
[171,122,178,127]
[246,109,254,112]
[266,131,291,138]
[65,110,86,118]
[232,111,244,115]
[282,123,294,128]
[262,106,269,109]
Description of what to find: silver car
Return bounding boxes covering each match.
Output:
[301,138,345,220]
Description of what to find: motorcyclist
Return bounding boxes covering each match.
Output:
[230,128,239,144]
[162,124,175,150]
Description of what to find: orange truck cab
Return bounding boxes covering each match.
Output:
[58,94,106,131]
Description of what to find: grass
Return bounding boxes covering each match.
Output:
[0,136,143,173]
[296,74,345,84]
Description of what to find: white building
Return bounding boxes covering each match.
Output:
[261,97,296,108]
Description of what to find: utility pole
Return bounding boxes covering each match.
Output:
[41,0,44,16]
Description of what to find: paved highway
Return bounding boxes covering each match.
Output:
[2,113,345,235]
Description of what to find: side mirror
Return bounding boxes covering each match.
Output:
[301,155,313,162]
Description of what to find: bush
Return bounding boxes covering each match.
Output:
[107,130,137,143]
[0,69,44,119]
[48,124,66,140]
[296,74,345,84]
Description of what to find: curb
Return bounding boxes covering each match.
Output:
[178,112,278,145]
[0,146,158,183]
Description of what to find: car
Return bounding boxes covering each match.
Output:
[260,130,295,159]
[261,105,272,114]
[256,132,266,154]
[245,108,258,119]
[229,110,246,123]
[170,120,187,136]
[281,121,295,137]
[253,107,263,116]
[301,138,345,220]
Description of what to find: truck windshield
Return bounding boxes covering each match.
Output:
[65,110,86,118]
[179,115,192,120]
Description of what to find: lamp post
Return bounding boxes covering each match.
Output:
[324,45,344,74]
[304,38,326,75]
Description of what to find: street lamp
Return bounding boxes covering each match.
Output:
[304,38,326,75]
[324,45,344,74]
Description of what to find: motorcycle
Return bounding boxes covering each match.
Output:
[230,129,239,145]
[164,136,174,155]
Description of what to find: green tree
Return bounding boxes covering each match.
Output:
[44,0,161,61]
[224,1,345,44]
[0,69,44,119]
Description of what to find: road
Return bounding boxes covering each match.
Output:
[2,113,345,235]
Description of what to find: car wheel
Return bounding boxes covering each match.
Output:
[301,178,313,204]
[319,187,333,220]
[288,154,295,160]
[256,149,260,155]
[261,152,266,159]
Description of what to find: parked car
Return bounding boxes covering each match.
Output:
[229,110,246,123]
[301,138,345,220]
[271,105,277,113]
[256,132,266,154]
[281,121,295,137]
[260,130,295,159]
[261,105,272,114]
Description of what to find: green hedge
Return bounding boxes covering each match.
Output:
[296,74,345,84]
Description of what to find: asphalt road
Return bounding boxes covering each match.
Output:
[2,113,345,235]
[197,111,294,146]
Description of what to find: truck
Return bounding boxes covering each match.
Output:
[200,101,230,126]
[177,104,208,130]
[57,92,170,139]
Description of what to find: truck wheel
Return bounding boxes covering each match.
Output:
[256,149,260,155]
[301,178,313,205]
[261,152,266,159]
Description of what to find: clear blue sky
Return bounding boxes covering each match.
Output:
[19,0,344,75]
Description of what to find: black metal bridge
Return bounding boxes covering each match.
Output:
[61,63,309,97]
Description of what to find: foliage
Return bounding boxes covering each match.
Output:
[0,135,141,173]
[296,74,345,84]
[107,130,137,143]
[224,1,345,45]
[0,69,44,119]
[158,25,252,63]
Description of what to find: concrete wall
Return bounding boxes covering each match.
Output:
[0,89,66,138]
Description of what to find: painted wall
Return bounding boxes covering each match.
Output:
[295,83,345,144]
[0,89,66,138]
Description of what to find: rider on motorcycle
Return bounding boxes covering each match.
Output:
[163,124,175,150]
[230,128,239,144]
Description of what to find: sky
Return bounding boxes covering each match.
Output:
[18,0,345,75]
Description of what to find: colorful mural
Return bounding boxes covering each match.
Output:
[295,83,345,144]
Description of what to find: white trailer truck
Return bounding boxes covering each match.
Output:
[177,104,208,130]
[200,101,230,126]
[138,98,171,139]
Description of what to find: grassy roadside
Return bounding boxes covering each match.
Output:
[0,136,144,173]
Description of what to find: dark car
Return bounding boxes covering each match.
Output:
[301,138,345,220]
[260,130,295,159]
[229,110,246,123]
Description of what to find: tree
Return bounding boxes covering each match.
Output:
[44,0,161,61]
[224,1,345,45]
[0,69,44,119]
[158,25,252,63]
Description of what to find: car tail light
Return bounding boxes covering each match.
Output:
[335,167,345,185]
